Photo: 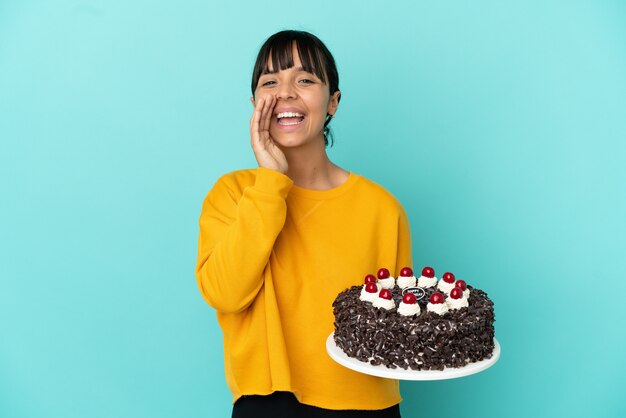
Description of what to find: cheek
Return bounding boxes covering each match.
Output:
[306,93,331,117]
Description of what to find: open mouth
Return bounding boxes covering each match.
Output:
[276,111,305,126]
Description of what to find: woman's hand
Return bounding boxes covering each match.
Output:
[250,94,288,174]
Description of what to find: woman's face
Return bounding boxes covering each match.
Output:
[254,44,340,149]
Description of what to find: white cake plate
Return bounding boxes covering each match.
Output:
[326,332,500,381]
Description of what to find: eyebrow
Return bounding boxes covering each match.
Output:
[261,66,310,75]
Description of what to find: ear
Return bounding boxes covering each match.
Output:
[250,96,255,108]
[327,90,341,116]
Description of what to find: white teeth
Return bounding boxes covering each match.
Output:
[276,111,304,118]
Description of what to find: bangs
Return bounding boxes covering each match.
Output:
[252,32,330,92]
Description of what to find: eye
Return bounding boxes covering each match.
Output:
[261,80,276,87]
[299,79,314,84]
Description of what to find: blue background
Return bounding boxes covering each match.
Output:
[1,1,625,417]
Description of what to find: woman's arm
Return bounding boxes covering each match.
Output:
[195,168,293,313]
[196,93,291,314]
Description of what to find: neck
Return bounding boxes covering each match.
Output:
[281,140,347,190]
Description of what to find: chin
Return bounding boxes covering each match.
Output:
[274,140,306,149]
[272,132,324,150]
[271,132,304,147]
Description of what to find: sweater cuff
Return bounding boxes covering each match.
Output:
[254,167,294,198]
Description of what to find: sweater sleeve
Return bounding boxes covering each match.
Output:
[195,168,294,313]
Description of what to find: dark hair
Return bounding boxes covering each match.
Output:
[251,30,341,147]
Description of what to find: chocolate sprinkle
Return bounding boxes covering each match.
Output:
[332,285,496,371]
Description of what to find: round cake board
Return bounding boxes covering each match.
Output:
[326,332,500,381]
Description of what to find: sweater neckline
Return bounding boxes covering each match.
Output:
[288,172,359,200]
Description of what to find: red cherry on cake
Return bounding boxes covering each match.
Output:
[442,272,455,283]
[365,282,378,293]
[402,293,417,304]
[377,268,391,280]
[429,292,444,304]
[421,266,435,278]
[400,267,413,277]
[364,274,376,285]
[455,280,467,291]
[450,288,463,299]
[379,289,392,300]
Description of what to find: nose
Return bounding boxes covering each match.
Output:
[276,81,297,100]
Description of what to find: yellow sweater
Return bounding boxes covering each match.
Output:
[195,167,412,410]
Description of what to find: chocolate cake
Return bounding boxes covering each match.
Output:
[332,267,495,371]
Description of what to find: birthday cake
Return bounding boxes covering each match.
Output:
[332,266,495,371]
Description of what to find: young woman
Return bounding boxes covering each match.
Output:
[195,30,412,417]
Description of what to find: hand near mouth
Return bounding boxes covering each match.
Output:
[250,94,288,174]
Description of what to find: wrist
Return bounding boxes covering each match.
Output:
[254,167,293,197]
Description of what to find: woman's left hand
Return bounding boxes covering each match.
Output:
[249,94,288,173]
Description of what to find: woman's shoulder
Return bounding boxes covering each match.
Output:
[205,168,258,199]
[216,168,257,186]
[351,173,407,212]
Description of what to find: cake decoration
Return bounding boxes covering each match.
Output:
[376,268,395,289]
[426,291,449,315]
[455,279,470,298]
[417,266,437,288]
[359,282,379,302]
[402,286,426,301]
[396,266,417,289]
[437,272,456,293]
[446,287,469,310]
[372,289,395,310]
[397,292,421,316]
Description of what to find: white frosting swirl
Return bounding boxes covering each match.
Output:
[378,277,395,289]
[417,275,437,288]
[372,296,395,310]
[463,289,470,299]
[359,285,379,302]
[437,279,455,294]
[398,302,420,316]
[427,302,449,315]
[446,296,469,310]
[396,275,416,289]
